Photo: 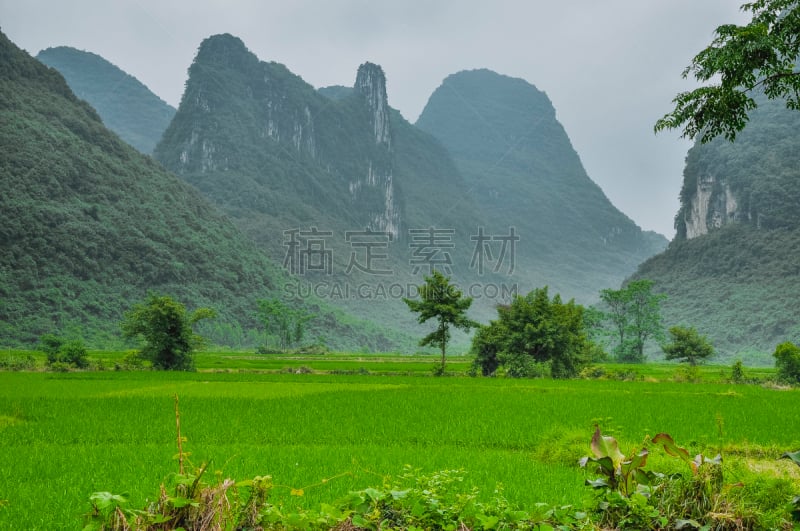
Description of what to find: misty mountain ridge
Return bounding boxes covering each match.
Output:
[36,46,176,154]
[416,68,668,300]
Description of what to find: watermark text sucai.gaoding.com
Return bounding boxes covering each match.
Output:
[282,281,519,301]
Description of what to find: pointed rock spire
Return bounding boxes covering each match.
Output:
[354,62,391,146]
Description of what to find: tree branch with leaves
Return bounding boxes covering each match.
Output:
[655,0,800,143]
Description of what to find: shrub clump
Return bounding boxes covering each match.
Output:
[774,341,800,385]
[0,354,36,371]
[39,334,89,370]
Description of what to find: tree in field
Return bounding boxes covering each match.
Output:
[662,326,715,366]
[404,271,478,375]
[773,341,800,384]
[121,294,215,370]
[582,306,611,361]
[598,287,631,360]
[627,280,667,362]
[655,0,800,143]
[471,287,594,379]
[470,320,504,376]
[256,298,313,352]
[599,280,666,363]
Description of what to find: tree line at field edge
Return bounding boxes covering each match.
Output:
[23,277,800,384]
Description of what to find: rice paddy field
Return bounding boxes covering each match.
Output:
[1,351,799,529]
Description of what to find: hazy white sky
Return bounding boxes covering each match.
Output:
[1,0,749,238]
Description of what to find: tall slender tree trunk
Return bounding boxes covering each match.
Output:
[439,318,446,373]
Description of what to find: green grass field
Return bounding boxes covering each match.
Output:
[0,353,798,529]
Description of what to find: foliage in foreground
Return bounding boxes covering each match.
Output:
[85,466,590,531]
[581,427,798,530]
[85,396,587,530]
[86,399,800,529]
[84,436,800,531]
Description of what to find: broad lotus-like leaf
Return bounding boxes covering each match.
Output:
[591,426,625,468]
[621,449,649,473]
[652,433,693,467]
[585,478,610,489]
[620,449,650,495]
[589,456,616,476]
[634,468,656,486]
[626,466,655,492]
[89,491,128,511]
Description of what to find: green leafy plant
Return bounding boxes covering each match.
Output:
[673,364,702,383]
[59,339,90,369]
[780,450,800,521]
[0,354,35,371]
[579,428,786,530]
[580,426,654,497]
[114,350,147,371]
[85,396,274,530]
[39,335,89,369]
[337,467,587,530]
[39,334,64,365]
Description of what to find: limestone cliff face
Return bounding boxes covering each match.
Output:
[155,35,407,245]
[167,34,318,176]
[351,62,399,237]
[355,62,391,147]
[673,94,800,241]
[681,175,741,239]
